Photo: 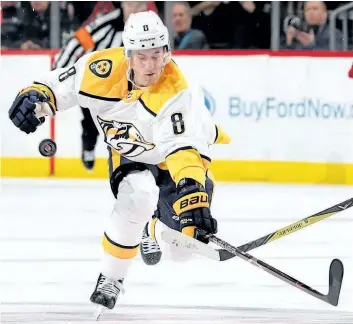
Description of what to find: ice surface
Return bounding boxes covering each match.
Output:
[1,179,352,323]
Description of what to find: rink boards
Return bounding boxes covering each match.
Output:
[1,50,353,184]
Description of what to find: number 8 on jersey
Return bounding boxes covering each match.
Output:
[171,112,185,135]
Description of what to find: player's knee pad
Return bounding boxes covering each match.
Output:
[115,169,159,224]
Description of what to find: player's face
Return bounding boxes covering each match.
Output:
[131,48,166,87]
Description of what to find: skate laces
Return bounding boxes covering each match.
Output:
[141,231,161,254]
[97,275,125,297]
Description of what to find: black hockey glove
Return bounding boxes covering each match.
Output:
[8,87,52,134]
[173,178,217,243]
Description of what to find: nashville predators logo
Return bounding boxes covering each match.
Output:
[89,59,112,78]
[97,116,155,157]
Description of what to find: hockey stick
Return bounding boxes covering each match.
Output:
[163,197,353,262]
[219,197,353,261]
[210,235,344,306]
[162,198,351,306]
[162,229,344,306]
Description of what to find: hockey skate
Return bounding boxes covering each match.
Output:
[81,107,99,171]
[90,273,124,319]
[81,149,95,171]
[140,223,162,265]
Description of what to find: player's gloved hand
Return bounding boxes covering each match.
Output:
[9,86,55,134]
[173,178,217,243]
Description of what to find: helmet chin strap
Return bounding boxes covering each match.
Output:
[126,60,147,90]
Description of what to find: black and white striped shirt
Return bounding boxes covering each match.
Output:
[53,9,124,69]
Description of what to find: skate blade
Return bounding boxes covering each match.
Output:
[94,306,105,321]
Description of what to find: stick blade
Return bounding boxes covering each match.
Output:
[161,228,221,261]
[218,249,236,261]
[327,258,344,306]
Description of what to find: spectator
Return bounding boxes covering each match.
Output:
[0,1,23,49]
[120,1,152,20]
[80,1,158,25]
[233,1,271,49]
[60,1,81,46]
[189,1,270,49]
[70,2,102,25]
[190,1,235,49]
[53,1,150,171]
[20,1,78,49]
[20,1,51,49]
[172,1,208,49]
[285,1,343,50]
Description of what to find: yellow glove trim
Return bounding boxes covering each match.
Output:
[182,225,196,238]
[18,83,57,114]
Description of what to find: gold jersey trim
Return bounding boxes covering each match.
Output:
[80,47,129,101]
[79,47,189,115]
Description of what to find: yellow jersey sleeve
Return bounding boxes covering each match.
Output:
[165,147,208,187]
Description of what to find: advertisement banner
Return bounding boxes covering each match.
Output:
[1,52,352,183]
[174,55,353,163]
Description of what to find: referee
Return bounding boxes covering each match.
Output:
[53,1,149,171]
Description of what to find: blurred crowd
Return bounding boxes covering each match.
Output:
[0,1,349,51]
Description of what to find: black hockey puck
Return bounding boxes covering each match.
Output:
[39,139,57,157]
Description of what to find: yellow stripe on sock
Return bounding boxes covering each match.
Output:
[102,233,139,259]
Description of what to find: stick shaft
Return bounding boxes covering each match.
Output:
[210,235,332,305]
[237,197,353,253]
[162,227,342,305]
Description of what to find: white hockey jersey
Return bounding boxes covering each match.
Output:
[31,47,230,186]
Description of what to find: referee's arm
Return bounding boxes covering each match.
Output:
[53,9,122,70]
[53,26,95,69]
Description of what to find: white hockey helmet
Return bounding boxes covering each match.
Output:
[122,11,170,57]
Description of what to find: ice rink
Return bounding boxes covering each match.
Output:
[1,178,352,323]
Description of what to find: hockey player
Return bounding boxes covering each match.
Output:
[53,1,149,171]
[8,11,230,311]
